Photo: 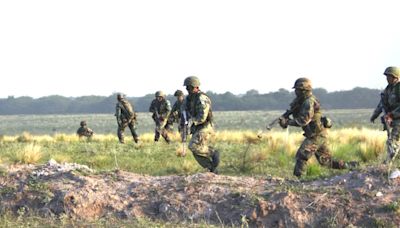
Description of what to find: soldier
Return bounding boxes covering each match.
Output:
[76,120,94,140]
[115,93,139,144]
[370,66,400,161]
[279,77,358,177]
[149,91,172,143]
[181,76,219,173]
[167,90,185,133]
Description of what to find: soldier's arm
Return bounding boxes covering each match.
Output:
[370,101,383,121]
[288,99,313,127]
[149,100,156,113]
[161,100,172,119]
[192,95,210,126]
[171,102,179,116]
[115,103,121,117]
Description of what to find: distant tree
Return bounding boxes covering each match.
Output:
[0,87,382,115]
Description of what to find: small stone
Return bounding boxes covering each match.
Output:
[158,203,169,214]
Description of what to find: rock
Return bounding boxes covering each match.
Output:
[376,192,383,197]
[389,169,400,179]
[48,159,58,166]
[158,203,170,214]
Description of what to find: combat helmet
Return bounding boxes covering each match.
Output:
[174,90,184,97]
[155,91,166,98]
[183,76,200,87]
[384,67,400,78]
[117,93,124,100]
[293,77,312,90]
[80,121,87,127]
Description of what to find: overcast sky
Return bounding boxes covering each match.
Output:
[0,0,398,98]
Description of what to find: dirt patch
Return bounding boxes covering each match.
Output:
[1,161,400,227]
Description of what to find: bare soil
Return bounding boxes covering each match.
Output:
[1,160,400,227]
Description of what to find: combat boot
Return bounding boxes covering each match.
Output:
[134,137,139,144]
[209,150,220,174]
[293,159,306,177]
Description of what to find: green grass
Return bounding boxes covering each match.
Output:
[0,128,385,180]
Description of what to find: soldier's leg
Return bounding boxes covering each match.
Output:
[294,138,315,177]
[128,122,139,143]
[160,128,171,144]
[165,121,174,132]
[117,123,127,144]
[189,129,213,171]
[388,121,400,160]
[154,125,160,142]
[314,138,346,169]
[209,147,220,173]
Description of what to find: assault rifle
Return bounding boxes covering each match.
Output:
[256,109,293,138]
[266,109,293,130]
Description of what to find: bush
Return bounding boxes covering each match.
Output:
[13,143,43,164]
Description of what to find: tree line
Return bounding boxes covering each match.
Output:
[0,87,380,115]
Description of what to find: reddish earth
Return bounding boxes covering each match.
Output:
[1,161,400,227]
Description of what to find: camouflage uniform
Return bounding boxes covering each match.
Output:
[183,76,219,173]
[371,67,400,160]
[149,91,172,143]
[115,94,139,144]
[167,90,185,133]
[76,121,93,140]
[281,78,356,177]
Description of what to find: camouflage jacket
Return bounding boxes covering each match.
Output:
[183,91,213,129]
[381,82,400,119]
[289,92,325,138]
[149,99,171,122]
[169,99,184,123]
[115,99,136,122]
[77,126,93,137]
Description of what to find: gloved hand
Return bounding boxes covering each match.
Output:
[384,112,393,126]
[370,115,376,123]
[279,117,288,129]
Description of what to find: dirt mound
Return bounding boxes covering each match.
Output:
[1,160,400,227]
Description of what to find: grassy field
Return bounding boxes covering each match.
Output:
[0,109,395,226]
[0,109,377,135]
[0,109,388,180]
[0,128,390,180]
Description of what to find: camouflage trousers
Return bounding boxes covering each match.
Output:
[387,120,400,160]
[294,135,345,177]
[189,125,219,172]
[154,121,171,143]
[118,121,139,143]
